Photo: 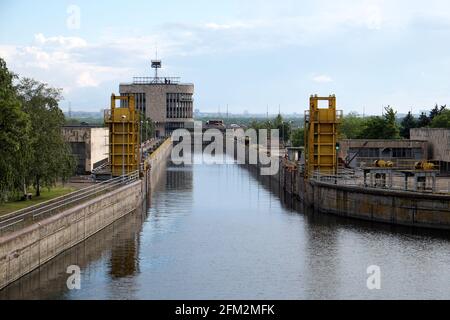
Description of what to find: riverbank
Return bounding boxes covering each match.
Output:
[0,138,173,290]
[237,139,450,231]
[0,187,75,216]
[280,159,450,231]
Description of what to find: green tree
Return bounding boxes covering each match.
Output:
[358,107,400,139]
[359,116,386,139]
[429,104,446,121]
[274,114,291,143]
[430,109,450,128]
[417,112,431,128]
[139,112,156,140]
[382,106,400,139]
[0,58,31,202]
[291,128,304,147]
[16,78,75,197]
[340,112,367,139]
[400,111,418,139]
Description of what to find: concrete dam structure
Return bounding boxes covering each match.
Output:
[279,162,450,230]
[238,94,450,231]
[0,139,173,290]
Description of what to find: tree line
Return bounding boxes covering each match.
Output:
[340,104,449,140]
[0,58,75,203]
[289,104,450,148]
[249,114,292,144]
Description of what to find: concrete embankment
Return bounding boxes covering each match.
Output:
[0,210,145,299]
[307,180,450,230]
[0,138,173,290]
[0,181,142,290]
[145,138,173,192]
[237,140,450,231]
[278,159,450,230]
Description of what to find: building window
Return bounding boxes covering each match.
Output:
[349,147,380,158]
[392,148,412,158]
[166,93,193,119]
[120,93,146,115]
[165,122,185,134]
[135,93,146,115]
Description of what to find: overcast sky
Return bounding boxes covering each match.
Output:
[1,0,450,115]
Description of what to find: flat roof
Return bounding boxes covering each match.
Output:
[120,76,193,86]
[120,82,194,86]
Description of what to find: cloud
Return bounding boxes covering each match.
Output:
[0,34,131,94]
[34,33,87,49]
[313,75,333,83]
[2,0,450,112]
[76,71,99,87]
[204,22,251,30]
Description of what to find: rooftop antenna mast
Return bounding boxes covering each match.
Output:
[151,46,161,83]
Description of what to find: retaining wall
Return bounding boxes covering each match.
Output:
[278,159,450,230]
[0,138,174,290]
[0,181,142,290]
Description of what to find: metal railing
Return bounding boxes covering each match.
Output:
[132,77,181,85]
[0,171,139,237]
[354,157,440,170]
[91,161,109,174]
[309,168,449,194]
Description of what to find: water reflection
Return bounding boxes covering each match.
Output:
[1,157,450,300]
[0,208,147,300]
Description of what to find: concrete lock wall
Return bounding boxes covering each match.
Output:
[277,159,450,230]
[147,138,173,188]
[0,138,173,290]
[142,138,173,197]
[0,181,142,290]
[309,182,450,230]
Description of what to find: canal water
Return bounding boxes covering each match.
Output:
[1,157,450,299]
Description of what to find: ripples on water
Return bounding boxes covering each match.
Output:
[1,157,450,299]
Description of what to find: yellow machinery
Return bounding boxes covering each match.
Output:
[415,161,435,171]
[373,160,394,168]
[104,94,140,177]
[304,95,342,178]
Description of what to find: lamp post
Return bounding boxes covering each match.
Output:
[121,115,126,181]
[145,120,149,142]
